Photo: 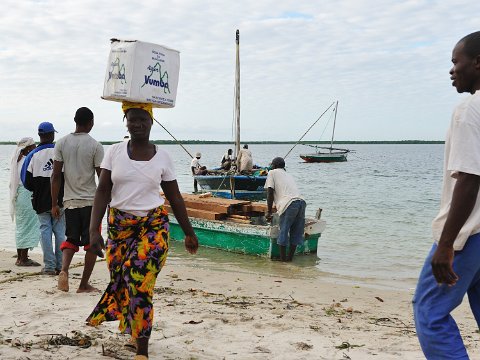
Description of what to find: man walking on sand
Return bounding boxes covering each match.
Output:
[51,107,104,293]
[22,122,65,275]
[413,31,480,359]
[265,157,306,262]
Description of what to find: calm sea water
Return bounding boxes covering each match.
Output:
[0,143,443,290]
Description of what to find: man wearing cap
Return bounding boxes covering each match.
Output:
[51,107,104,292]
[265,157,306,262]
[190,152,207,193]
[21,122,65,275]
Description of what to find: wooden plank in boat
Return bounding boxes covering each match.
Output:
[181,193,251,206]
[164,205,226,220]
[181,199,231,214]
[242,203,277,213]
[226,217,251,224]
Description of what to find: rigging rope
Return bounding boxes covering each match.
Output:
[153,118,193,159]
[284,101,336,159]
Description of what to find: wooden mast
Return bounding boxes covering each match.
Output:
[330,100,339,153]
[235,29,241,159]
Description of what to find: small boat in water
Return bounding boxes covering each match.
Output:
[300,146,349,163]
[165,193,326,259]
[300,100,351,163]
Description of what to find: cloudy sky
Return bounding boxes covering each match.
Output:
[1,0,479,142]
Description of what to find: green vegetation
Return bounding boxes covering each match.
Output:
[109,140,445,145]
[0,140,444,145]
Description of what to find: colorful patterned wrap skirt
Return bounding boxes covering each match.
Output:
[86,206,169,338]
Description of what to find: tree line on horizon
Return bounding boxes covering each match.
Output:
[0,140,444,145]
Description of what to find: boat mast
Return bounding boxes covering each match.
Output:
[234,29,241,158]
[330,100,339,152]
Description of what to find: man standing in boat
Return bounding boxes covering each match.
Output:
[236,144,253,173]
[413,31,480,359]
[265,157,306,262]
[191,152,207,193]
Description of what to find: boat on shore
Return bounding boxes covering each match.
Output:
[194,30,267,200]
[165,193,326,259]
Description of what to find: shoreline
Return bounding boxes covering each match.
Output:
[0,248,479,359]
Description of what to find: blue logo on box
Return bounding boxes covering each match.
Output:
[142,63,170,93]
[108,58,126,84]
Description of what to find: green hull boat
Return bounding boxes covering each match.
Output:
[168,215,326,259]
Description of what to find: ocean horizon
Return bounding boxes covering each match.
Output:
[0,143,443,291]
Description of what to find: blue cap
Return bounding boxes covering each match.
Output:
[38,122,57,134]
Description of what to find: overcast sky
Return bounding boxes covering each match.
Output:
[1,1,479,142]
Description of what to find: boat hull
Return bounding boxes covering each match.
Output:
[194,174,267,200]
[168,215,326,259]
[300,153,347,163]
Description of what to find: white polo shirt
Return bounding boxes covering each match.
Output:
[432,91,480,250]
[265,168,304,215]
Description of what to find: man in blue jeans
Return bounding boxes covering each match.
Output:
[413,31,480,359]
[265,157,306,261]
[22,122,65,275]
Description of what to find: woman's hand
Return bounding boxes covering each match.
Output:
[184,234,199,254]
[90,230,105,258]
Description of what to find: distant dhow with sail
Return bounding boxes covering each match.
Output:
[299,100,351,163]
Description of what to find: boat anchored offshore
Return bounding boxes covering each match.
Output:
[300,100,351,163]
[165,193,326,259]
[193,30,267,200]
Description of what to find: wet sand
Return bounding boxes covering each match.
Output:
[0,248,479,359]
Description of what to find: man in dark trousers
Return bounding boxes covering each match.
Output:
[51,107,104,293]
[22,122,64,275]
[265,157,306,261]
[413,31,480,359]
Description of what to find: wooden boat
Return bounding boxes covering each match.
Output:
[194,169,267,200]
[164,193,326,259]
[194,30,267,200]
[300,146,349,163]
[300,100,351,163]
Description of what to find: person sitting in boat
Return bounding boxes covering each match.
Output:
[236,144,253,174]
[220,149,233,170]
[265,157,306,262]
[191,152,207,192]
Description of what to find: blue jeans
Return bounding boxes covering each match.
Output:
[37,210,65,271]
[278,199,306,246]
[413,233,480,360]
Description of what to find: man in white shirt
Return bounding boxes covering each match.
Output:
[221,148,233,170]
[190,152,207,192]
[413,31,480,359]
[51,107,104,293]
[265,157,306,261]
[236,144,253,173]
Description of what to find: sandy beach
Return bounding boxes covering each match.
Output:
[0,248,478,360]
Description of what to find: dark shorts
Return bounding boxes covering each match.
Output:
[65,206,92,248]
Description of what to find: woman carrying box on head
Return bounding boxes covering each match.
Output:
[87,101,198,360]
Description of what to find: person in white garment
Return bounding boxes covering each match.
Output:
[265,157,306,262]
[190,152,207,192]
[9,137,41,267]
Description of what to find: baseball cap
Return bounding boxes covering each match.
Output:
[195,152,201,158]
[38,122,57,134]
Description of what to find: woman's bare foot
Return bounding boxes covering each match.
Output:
[77,284,101,293]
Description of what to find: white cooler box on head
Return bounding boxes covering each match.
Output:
[102,39,180,108]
